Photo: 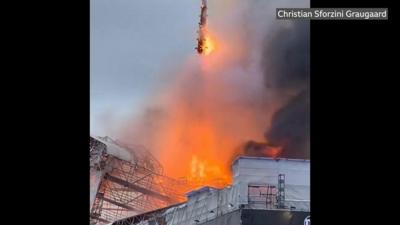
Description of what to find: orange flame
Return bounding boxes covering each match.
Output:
[262,145,283,158]
[189,155,231,188]
[203,33,215,55]
[121,19,280,190]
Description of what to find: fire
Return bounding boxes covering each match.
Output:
[147,65,272,189]
[262,145,283,158]
[244,141,284,159]
[189,155,230,188]
[154,108,236,188]
[203,33,215,55]
[128,33,274,188]
[191,156,206,179]
[121,2,277,190]
[197,27,217,56]
[120,29,275,188]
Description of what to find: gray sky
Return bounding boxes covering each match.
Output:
[90,0,199,136]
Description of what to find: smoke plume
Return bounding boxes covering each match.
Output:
[112,0,310,183]
[259,21,310,159]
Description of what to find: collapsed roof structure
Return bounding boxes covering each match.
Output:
[90,136,193,225]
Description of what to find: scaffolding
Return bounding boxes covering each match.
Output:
[277,174,285,209]
[107,156,310,225]
[248,183,277,209]
[90,136,193,225]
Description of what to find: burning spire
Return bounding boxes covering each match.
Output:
[196,0,214,55]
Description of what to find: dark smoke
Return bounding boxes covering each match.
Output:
[246,21,310,159]
[242,140,282,157]
[266,90,310,159]
[262,21,309,91]
[265,21,309,159]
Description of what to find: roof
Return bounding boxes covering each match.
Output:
[231,156,310,167]
[110,202,184,225]
[186,186,220,198]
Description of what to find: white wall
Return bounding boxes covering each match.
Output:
[232,157,310,211]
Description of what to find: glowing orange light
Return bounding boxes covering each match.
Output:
[262,145,283,158]
[203,34,215,55]
[188,155,231,189]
